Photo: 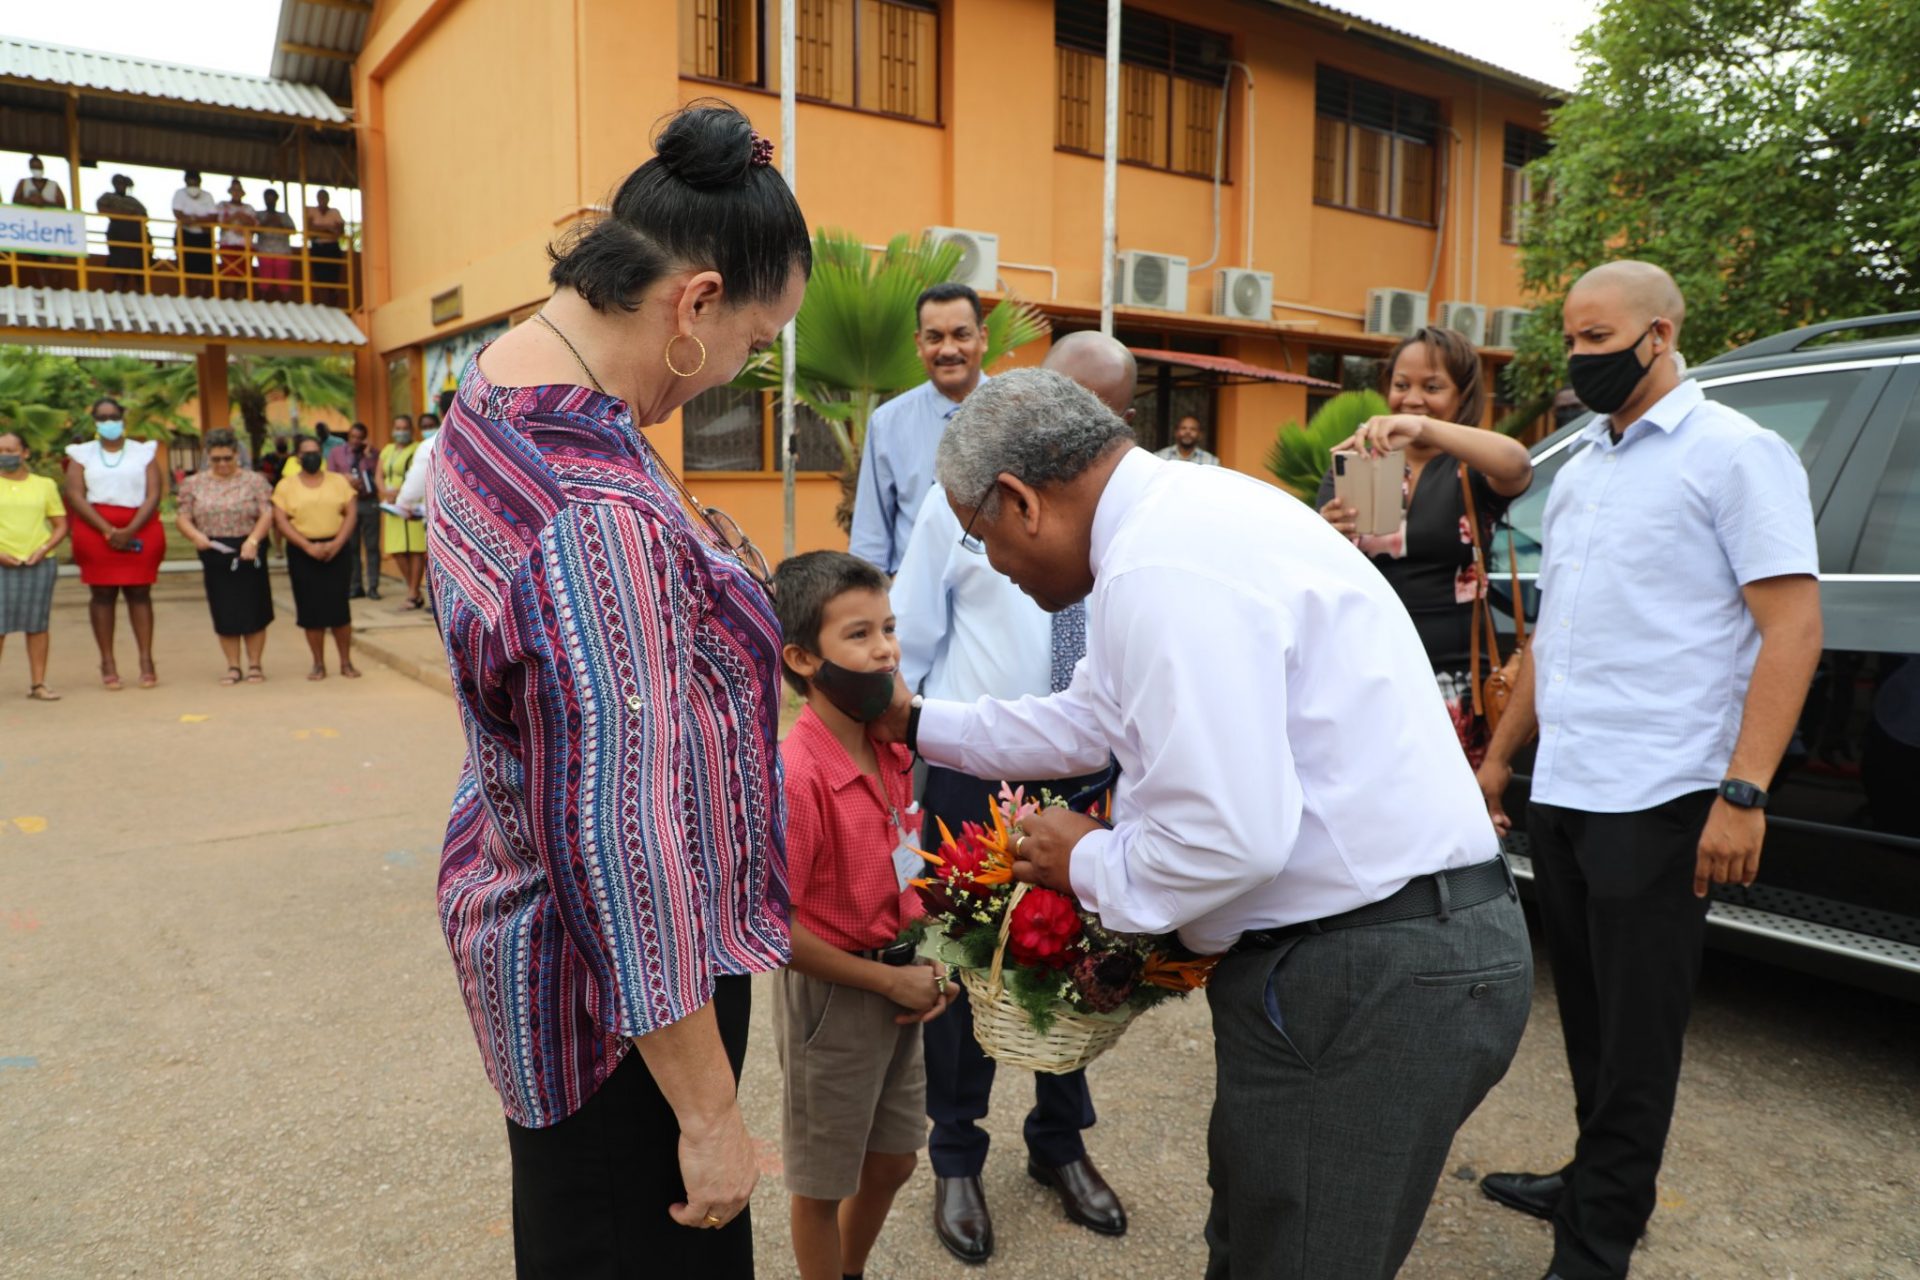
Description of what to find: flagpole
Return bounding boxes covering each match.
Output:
[1099,0,1120,337]
[780,0,799,560]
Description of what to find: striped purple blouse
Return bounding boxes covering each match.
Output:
[427,355,790,1128]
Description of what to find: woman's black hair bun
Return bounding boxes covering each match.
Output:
[653,99,757,191]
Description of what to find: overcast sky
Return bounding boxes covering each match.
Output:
[4,0,1597,212]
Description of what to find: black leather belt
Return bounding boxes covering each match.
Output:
[1233,856,1516,953]
[851,940,920,966]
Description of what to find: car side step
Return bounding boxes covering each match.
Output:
[1501,844,1920,978]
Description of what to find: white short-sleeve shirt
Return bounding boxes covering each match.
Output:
[66,439,159,509]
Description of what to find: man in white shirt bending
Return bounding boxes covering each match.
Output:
[879,367,1532,1280]
[891,333,1137,1264]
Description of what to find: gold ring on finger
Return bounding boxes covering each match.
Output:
[704,1213,723,1228]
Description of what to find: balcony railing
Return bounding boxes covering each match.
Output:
[1,213,358,310]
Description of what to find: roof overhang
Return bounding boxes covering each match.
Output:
[0,287,366,353]
[1129,347,1340,390]
[1253,1,1569,101]
[0,38,356,188]
[271,0,372,104]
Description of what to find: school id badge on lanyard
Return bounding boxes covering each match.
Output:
[886,800,925,893]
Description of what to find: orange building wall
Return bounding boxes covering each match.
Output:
[355,0,1554,556]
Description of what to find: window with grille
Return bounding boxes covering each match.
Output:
[1055,1,1230,178]
[683,386,849,473]
[1501,124,1551,244]
[682,0,764,86]
[1312,68,1440,224]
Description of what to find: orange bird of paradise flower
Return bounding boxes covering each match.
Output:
[912,814,1016,888]
[1141,952,1221,992]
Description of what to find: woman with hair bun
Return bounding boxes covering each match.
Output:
[428,101,810,1276]
[1315,326,1534,764]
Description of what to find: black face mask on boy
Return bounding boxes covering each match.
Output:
[810,659,898,723]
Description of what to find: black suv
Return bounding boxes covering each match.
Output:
[1490,311,1920,999]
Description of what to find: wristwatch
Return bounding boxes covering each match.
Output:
[1718,778,1769,810]
[905,694,925,756]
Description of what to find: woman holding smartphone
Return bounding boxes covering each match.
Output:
[1315,326,1533,764]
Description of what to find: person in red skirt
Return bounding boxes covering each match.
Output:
[63,398,168,690]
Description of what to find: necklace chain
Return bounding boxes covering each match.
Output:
[534,312,607,395]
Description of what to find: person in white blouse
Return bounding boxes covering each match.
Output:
[891,334,1137,1263]
[877,368,1532,1280]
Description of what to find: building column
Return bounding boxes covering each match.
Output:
[197,345,230,436]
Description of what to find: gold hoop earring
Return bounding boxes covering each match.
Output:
[665,334,707,378]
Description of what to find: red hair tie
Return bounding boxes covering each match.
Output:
[750,132,776,168]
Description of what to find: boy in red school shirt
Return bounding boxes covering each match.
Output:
[773,551,958,1280]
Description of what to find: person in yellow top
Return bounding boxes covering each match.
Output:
[272,435,360,681]
[0,431,71,701]
[378,414,427,609]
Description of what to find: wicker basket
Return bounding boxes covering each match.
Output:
[957,882,1138,1075]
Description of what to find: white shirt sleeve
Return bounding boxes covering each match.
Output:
[397,436,436,512]
[848,413,893,570]
[892,487,956,693]
[1062,566,1304,936]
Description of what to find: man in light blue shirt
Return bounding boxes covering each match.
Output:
[848,283,988,574]
[1477,262,1823,1280]
[891,333,1138,1263]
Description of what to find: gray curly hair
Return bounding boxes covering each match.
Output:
[935,368,1135,517]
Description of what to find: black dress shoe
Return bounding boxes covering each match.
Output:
[934,1175,993,1264]
[1028,1156,1128,1236]
[1480,1167,1570,1221]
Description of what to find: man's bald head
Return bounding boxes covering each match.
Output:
[1569,261,1686,336]
[1042,331,1138,420]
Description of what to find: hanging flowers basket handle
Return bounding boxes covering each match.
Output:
[986,880,1032,999]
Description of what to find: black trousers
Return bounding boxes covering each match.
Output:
[505,975,754,1279]
[347,500,381,595]
[919,765,1101,1177]
[1528,792,1715,1280]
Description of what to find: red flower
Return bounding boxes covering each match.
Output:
[939,821,994,894]
[1006,888,1083,968]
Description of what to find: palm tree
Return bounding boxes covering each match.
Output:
[1264,390,1390,501]
[229,356,356,458]
[738,229,1049,528]
[77,355,196,442]
[0,350,68,475]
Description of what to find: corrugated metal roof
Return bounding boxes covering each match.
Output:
[1261,1,1569,99]
[0,287,365,347]
[0,37,351,124]
[27,344,195,362]
[270,0,371,102]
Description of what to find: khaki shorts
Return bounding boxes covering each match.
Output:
[774,967,928,1199]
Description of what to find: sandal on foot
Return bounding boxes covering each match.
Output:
[138,669,158,689]
[306,664,327,682]
[101,669,123,692]
[220,666,243,686]
[339,663,362,679]
[245,665,265,684]
[403,596,425,611]
[28,683,61,702]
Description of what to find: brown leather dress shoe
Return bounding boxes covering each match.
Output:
[1028,1156,1128,1236]
[934,1175,993,1264]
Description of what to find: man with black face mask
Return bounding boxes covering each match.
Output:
[1475,261,1823,1280]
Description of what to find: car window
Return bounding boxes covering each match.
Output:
[1495,367,1875,574]
[1852,388,1920,574]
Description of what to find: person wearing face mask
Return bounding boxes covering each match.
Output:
[272,435,359,680]
[377,414,427,609]
[12,155,66,208]
[65,398,168,690]
[175,429,276,684]
[214,180,258,301]
[328,423,382,599]
[1314,327,1534,766]
[96,174,149,291]
[849,282,991,574]
[305,189,347,304]
[1474,262,1823,1280]
[426,102,809,1278]
[172,170,218,298]
[0,431,70,701]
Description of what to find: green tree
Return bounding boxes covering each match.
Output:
[77,355,196,442]
[0,349,70,476]
[1511,0,1920,405]
[229,356,357,457]
[738,229,1049,528]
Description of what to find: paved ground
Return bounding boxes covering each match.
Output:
[2,577,1916,1279]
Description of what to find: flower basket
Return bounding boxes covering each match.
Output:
[958,882,1138,1074]
[913,786,1219,1075]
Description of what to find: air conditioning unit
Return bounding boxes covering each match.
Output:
[924,226,1000,292]
[1118,250,1189,311]
[1365,288,1430,338]
[1438,301,1489,347]
[1489,306,1533,350]
[1213,268,1274,321]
